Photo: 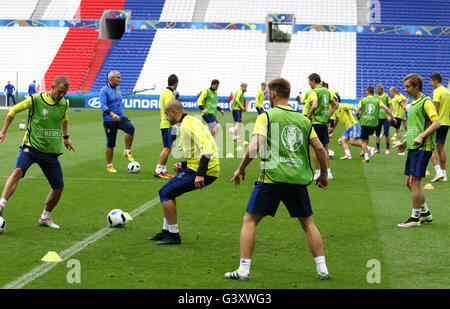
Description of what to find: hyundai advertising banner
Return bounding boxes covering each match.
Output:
[84,94,305,113]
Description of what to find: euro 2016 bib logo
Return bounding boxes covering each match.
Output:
[366,104,375,114]
[41,108,48,120]
[281,125,303,152]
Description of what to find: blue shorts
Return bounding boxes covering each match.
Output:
[360,125,376,140]
[159,168,217,202]
[404,149,432,177]
[202,114,219,131]
[436,125,449,144]
[403,111,408,120]
[104,117,135,148]
[15,146,64,189]
[232,110,242,122]
[246,182,313,218]
[161,128,177,148]
[375,119,391,137]
[312,124,329,145]
[342,124,361,139]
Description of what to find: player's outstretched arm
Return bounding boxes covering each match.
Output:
[0,115,14,142]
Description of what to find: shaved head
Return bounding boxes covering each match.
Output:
[165,100,184,113]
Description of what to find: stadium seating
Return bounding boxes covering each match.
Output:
[159,0,196,22]
[0,0,38,19]
[44,28,99,92]
[133,28,267,97]
[376,0,450,26]
[91,29,157,93]
[123,0,165,21]
[79,39,112,92]
[76,0,126,20]
[204,0,357,25]
[41,0,82,20]
[281,31,357,100]
[0,26,68,93]
[357,34,450,99]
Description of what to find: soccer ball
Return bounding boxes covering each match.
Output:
[128,161,140,173]
[0,217,5,233]
[328,149,335,158]
[107,209,127,228]
[19,123,26,130]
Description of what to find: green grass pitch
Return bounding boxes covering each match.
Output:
[0,108,448,289]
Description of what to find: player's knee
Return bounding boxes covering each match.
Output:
[11,168,23,181]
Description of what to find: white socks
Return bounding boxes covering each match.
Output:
[168,224,179,234]
[0,197,6,209]
[434,165,441,174]
[124,149,131,154]
[162,217,169,231]
[41,210,51,220]
[239,258,251,275]
[345,149,351,156]
[364,153,370,161]
[155,164,166,173]
[314,256,329,274]
[411,208,421,218]
[420,203,429,213]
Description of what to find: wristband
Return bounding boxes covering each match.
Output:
[63,135,69,139]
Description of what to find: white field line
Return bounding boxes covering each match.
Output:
[0,175,166,183]
[2,196,160,289]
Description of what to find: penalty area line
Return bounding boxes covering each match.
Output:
[1,196,160,289]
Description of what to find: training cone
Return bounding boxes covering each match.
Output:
[226,153,234,158]
[124,212,133,221]
[425,170,431,176]
[41,251,62,262]
[236,146,244,151]
[243,141,249,145]
[424,183,435,190]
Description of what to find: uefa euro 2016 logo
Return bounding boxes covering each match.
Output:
[281,125,303,152]
[366,104,375,114]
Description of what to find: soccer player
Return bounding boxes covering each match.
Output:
[4,81,16,106]
[0,75,74,229]
[301,88,313,117]
[356,86,395,163]
[197,79,224,137]
[395,74,439,227]
[100,71,136,173]
[255,82,266,115]
[329,103,365,159]
[322,82,340,138]
[147,100,219,245]
[225,78,330,281]
[306,73,337,179]
[429,73,450,182]
[375,84,392,154]
[28,80,37,97]
[154,74,179,179]
[231,82,247,141]
[389,87,409,145]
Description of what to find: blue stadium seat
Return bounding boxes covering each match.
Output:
[91,29,157,93]
[356,33,450,98]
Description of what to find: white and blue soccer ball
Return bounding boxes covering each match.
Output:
[19,123,26,130]
[127,161,140,174]
[0,217,5,233]
[328,149,335,158]
[107,209,127,228]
